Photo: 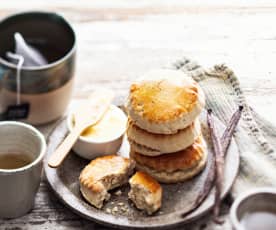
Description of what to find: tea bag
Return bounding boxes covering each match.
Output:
[0,34,47,120]
[2,31,47,119]
[5,32,48,105]
[7,32,47,67]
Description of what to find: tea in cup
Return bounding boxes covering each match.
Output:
[0,121,46,218]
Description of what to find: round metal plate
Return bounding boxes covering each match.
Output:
[44,111,239,229]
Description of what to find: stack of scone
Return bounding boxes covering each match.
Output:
[126,69,207,183]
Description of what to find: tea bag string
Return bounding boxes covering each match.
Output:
[6,52,24,105]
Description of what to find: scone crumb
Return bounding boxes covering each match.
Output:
[121,206,128,213]
[112,206,119,214]
[106,208,111,214]
[115,190,122,196]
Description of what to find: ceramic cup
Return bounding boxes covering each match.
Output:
[0,121,46,218]
[0,11,76,125]
[230,188,276,230]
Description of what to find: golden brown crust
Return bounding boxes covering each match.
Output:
[127,118,201,155]
[129,79,198,123]
[130,136,205,172]
[135,150,207,183]
[126,70,205,134]
[127,118,196,138]
[129,171,161,193]
[79,155,133,191]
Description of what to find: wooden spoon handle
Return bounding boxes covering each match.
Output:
[48,126,82,168]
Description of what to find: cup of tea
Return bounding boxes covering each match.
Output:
[0,121,46,218]
[0,11,76,125]
[230,188,276,230]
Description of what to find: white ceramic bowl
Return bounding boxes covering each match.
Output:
[67,104,127,160]
[230,187,276,230]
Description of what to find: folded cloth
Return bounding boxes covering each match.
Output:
[169,57,276,229]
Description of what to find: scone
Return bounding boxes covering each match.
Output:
[79,155,135,208]
[130,136,207,183]
[127,118,201,156]
[126,69,205,134]
[128,171,162,215]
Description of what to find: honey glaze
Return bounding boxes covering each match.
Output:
[80,106,127,142]
[130,80,198,122]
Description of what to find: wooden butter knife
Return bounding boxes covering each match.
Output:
[48,90,114,168]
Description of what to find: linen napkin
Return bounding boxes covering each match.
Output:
[170,57,276,229]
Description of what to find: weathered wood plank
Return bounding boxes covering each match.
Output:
[1,0,276,229]
[3,0,276,16]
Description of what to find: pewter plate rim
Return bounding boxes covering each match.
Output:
[44,112,239,229]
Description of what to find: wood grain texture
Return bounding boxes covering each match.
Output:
[1,0,276,229]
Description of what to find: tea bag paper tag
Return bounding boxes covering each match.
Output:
[4,52,30,120]
[6,52,23,105]
[5,103,30,120]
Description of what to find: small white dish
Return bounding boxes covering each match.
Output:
[67,104,127,160]
[230,187,276,230]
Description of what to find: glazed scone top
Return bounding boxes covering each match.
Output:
[129,69,201,123]
[129,171,161,193]
[126,69,205,134]
[79,155,133,190]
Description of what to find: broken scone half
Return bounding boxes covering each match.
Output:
[79,155,135,209]
[128,171,162,215]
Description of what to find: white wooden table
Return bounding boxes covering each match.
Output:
[1,1,276,229]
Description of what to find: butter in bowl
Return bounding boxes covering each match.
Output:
[67,103,127,160]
